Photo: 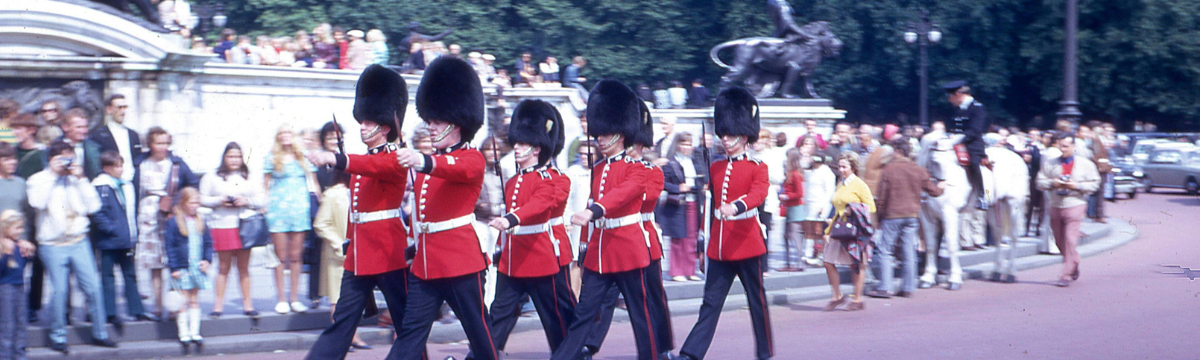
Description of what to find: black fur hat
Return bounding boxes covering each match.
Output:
[632,100,655,147]
[714,87,760,143]
[586,80,642,148]
[416,56,485,142]
[508,99,564,165]
[352,64,408,142]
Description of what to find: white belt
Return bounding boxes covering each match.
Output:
[717,208,759,221]
[640,213,655,222]
[512,218,565,236]
[593,214,642,230]
[349,209,401,224]
[414,214,475,235]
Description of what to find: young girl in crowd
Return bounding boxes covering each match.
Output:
[779,148,805,269]
[0,210,33,360]
[199,143,263,318]
[165,188,212,347]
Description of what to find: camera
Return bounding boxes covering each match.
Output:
[59,157,74,168]
[1056,175,1071,195]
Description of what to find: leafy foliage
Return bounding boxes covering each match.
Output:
[213,0,1200,130]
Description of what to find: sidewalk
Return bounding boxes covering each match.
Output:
[25,218,1136,360]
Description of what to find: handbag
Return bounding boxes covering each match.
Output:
[828,215,858,241]
[665,193,686,206]
[158,163,181,214]
[239,212,270,249]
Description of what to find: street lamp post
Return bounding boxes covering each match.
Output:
[189,1,228,38]
[905,9,942,127]
[1056,0,1083,122]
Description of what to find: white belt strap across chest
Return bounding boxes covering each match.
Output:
[593,213,642,230]
[414,213,476,235]
[349,209,401,224]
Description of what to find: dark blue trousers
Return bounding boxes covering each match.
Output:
[99,249,146,319]
[489,266,576,353]
[680,257,773,360]
[551,268,657,360]
[305,269,412,360]
[584,259,674,354]
[393,271,497,360]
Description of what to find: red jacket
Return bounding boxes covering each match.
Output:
[780,170,804,214]
[640,162,665,261]
[340,145,410,275]
[708,153,770,261]
[544,167,574,267]
[497,166,571,278]
[582,153,651,274]
[411,145,489,280]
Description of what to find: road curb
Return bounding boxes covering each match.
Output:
[29,219,1137,359]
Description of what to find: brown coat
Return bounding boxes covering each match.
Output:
[861,145,894,196]
[1089,138,1111,173]
[875,156,944,220]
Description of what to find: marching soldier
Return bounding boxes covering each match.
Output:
[391,56,498,360]
[553,80,659,360]
[582,100,675,359]
[943,80,991,210]
[304,64,414,360]
[670,87,774,360]
[487,99,577,354]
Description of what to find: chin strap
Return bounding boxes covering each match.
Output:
[432,124,457,143]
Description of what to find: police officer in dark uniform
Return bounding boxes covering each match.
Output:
[944,80,990,210]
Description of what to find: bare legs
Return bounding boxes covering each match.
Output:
[213,249,255,314]
[272,232,306,306]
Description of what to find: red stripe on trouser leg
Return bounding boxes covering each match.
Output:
[752,260,773,356]
[640,274,657,356]
[478,273,498,358]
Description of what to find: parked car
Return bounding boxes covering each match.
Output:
[1110,156,1145,199]
[1141,144,1200,195]
[1130,139,1172,164]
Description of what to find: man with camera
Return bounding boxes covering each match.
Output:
[1035,133,1099,288]
[27,141,117,353]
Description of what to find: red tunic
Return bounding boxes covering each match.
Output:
[707,153,770,261]
[341,146,410,275]
[544,167,574,267]
[410,146,489,280]
[582,153,651,274]
[780,170,805,213]
[640,162,665,261]
[497,166,571,278]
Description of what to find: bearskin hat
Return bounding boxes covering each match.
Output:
[586,80,642,148]
[508,99,564,165]
[714,86,760,143]
[632,100,655,147]
[416,56,485,142]
[352,64,407,142]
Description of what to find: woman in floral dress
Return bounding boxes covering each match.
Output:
[263,125,316,314]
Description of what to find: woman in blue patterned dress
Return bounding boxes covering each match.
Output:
[165,188,212,348]
[263,125,317,314]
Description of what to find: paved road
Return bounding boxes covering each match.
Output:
[204,192,1199,360]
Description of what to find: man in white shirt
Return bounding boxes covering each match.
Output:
[91,94,142,183]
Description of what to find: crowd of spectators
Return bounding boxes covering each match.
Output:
[191,25,388,71]
[0,80,1140,355]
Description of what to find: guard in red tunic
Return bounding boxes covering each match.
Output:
[304,64,415,360]
[486,99,577,354]
[391,57,497,360]
[552,80,658,360]
[583,101,674,359]
[670,87,774,360]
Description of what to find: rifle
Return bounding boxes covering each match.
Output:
[579,137,596,266]
[490,132,510,265]
[699,121,713,269]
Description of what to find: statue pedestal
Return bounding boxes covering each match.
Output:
[649,99,846,146]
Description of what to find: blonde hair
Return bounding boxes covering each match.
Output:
[173,187,203,236]
[271,124,308,174]
[366,29,386,43]
[0,210,24,240]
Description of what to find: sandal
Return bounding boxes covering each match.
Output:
[823,296,848,311]
[244,310,260,318]
[847,301,865,311]
[209,311,222,319]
